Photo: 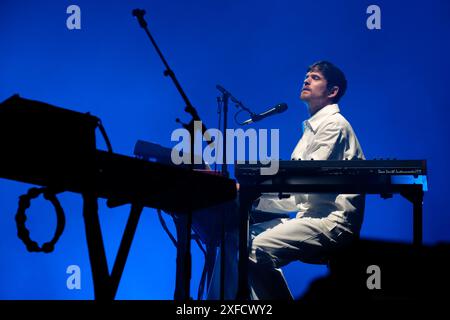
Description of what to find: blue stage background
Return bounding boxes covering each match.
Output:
[1,0,449,299]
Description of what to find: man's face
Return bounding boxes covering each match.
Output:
[300,69,329,103]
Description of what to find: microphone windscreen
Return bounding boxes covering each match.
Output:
[277,103,288,112]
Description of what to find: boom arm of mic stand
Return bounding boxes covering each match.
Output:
[132,8,209,143]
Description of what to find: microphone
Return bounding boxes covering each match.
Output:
[242,103,288,125]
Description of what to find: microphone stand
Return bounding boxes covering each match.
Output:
[132,9,209,151]
[216,91,230,301]
[219,93,230,178]
[132,8,205,301]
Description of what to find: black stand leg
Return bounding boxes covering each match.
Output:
[236,190,253,300]
[220,217,225,300]
[110,203,144,298]
[82,193,112,300]
[185,211,192,300]
[413,191,423,247]
[173,212,193,300]
[401,188,424,247]
[83,193,144,300]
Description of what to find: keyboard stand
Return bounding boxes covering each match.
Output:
[82,193,144,300]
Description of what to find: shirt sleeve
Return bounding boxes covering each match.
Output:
[254,193,299,213]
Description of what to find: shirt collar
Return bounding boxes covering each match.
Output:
[303,104,340,134]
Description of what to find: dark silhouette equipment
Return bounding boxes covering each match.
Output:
[15,187,65,253]
[0,94,237,301]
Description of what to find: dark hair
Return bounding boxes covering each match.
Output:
[307,61,347,103]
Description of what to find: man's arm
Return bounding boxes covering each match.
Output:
[254,122,346,214]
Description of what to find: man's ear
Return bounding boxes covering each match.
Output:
[327,86,339,100]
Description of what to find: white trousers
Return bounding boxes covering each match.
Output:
[206,215,355,300]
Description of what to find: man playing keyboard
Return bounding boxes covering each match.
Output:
[208,60,365,300]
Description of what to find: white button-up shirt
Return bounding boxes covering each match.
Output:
[255,104,366,233]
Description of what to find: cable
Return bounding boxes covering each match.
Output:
[157,209,210,300]
[157,209,177,247]
[193,232,208,300]
[96,119,113,153]
[214,96,223,173]
[233,108,251,126]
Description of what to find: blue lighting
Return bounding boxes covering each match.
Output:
[391,175,428,192]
